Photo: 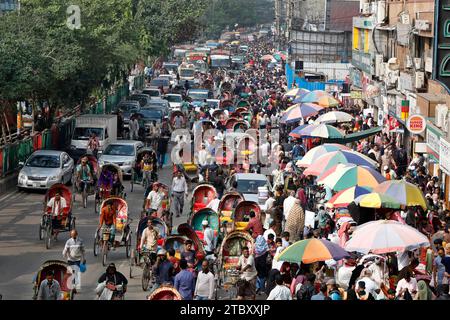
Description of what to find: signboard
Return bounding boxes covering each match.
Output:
[427,126,441,161]
[406,114,426,134]
[350,90,362,99]
[440,137,450,175]
[433,0,450,93]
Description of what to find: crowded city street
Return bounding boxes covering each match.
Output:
[1,0,450,303]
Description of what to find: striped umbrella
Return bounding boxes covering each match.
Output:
[290,123,344,139]
[353,192,402,209]
[303,150,378,176]
[276,238,349,264]
[317,163,386,191]
[345,220,430,254]
[327,186,372,208]
[285,88,310,98]
[280,103,323,124]
[315,111,354,124]
[292,89,312,103]
[300,90,329,103]
[373,180,428,210]
[296,143,350,167]
[316,96,341,107]
[261,54,275,61]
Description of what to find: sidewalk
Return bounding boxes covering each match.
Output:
[0,171,18,196]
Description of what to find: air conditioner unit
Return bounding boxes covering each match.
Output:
[362,3,370,14]
[415,71,425,89]
[375,54,384,77]
[425,57,433,73]
[436,104,449,128]
[405,55,413,68]
[414,58,423,70]
[415,19,431,31]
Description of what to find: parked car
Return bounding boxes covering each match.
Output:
[187,89,213,107]
[162,62,179,75]
[98,140,145,176]
[138,108,166,129]
[164,94,183,110]
[18,150,74,190]
[129,93,152,108]
[115,100,140,112]
[142,88,162,100]
[159,74,177,87]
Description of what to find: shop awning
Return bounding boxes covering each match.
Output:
[324,126,383,144]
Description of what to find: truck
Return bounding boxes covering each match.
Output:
[210,49,232,70]
[69,114,117,160]
[186,51,210,74]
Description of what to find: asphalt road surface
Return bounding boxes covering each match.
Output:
[0,160,267,300]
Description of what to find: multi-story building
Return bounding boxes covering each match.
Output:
[350,0,450,208]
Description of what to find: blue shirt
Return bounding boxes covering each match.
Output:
[311,292,326,300]
[174,269,195,300]
[154,260,173,285]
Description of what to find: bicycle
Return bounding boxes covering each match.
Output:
[140,250,156,291]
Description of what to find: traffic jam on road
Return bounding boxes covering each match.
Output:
[1,2,450,304]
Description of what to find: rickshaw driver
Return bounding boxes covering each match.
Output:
[76,156,93,192]
[141,152,154,186]
[140,219,159,264]
[47,192,68,239]
[99,201,117,248]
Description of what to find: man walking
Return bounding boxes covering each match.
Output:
[129,115,140,140]
[194,260,215,300]
[171,171,187,218]
[174,259,195,300]
[62,230,85,292]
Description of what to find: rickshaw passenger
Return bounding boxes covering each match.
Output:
[112,173,122,196]
[98,168,113,190]
[76,156,93,191]
[47,192,68,237]
[38,271,61,300]
[141,153,154,184]
[99,201,117,246]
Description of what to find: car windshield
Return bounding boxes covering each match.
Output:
[189,91,209,100]
[73,127,104,140]
[26,155,60,168]
[140,109,163,119]
[130,96,148,107]
[103,144,135,156]
[150,79,169,87]
[166,95,182,102]
[211,58,230,67]
[180,69,195,77]
[237,179,268,194]
[207,101,219,108]
[143,90,160,97]
[118,104,137,112]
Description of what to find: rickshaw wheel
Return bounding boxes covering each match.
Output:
[125,233,132,258]
[102,242,108,266]
[129,250,135,278]
[39,224,44,240]
[141,268,151,291]
[93,232,100,257]
[45,225,52,249]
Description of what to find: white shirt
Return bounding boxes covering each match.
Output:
[146,190,162,210]
[62,237,85,262]
[195,271,215,299]
[396,278,418,298]
[336,265,355,290]
[47,197,67,216]
[283,196,296,221]
[267,285,292,300]
[172,176,187,193]
[272,247,284,270]
[238,255,257,281]
[198,149,209,166]
[358,276,379,298]
[203,227,215,252]
[368,263,388,287]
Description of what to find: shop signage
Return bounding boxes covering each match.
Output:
[433,0,450,93]
[406,114,426,134]
[350,90,362,99]
[426,126,440,161]
[439,137,450,175]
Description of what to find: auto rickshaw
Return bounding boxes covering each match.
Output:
[169,110,187,130]
[191,184,217,213]
[146,285,182,300]
[218,191,244,223]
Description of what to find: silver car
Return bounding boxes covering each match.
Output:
[17,150,74,190]
[98,140,144,175]
[226,173,272,211]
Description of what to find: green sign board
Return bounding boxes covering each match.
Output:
[434,0,450,92]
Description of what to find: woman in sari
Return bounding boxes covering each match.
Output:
[285,199,305,242]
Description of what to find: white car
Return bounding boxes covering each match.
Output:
[98,140,144,176]
[165,94,183,110]
[142,88,162,100]
[159,74,177,87]
[226,173,272,210]
[17,150,74,190]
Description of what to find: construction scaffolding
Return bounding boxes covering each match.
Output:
[289,29,352,63]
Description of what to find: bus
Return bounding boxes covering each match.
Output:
[178,63,196,81]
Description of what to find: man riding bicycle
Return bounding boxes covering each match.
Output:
[140,219,159,263]
[75,156,93,193]
[46,192,68,239]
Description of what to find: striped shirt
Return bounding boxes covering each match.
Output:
[62,237,85,262]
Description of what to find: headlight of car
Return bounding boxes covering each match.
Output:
[49,176,59,181]
[70,145,76,150]
[19,173,27,180]
[123,161,132,166]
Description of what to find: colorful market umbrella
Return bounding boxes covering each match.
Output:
[353,192,402,209]
[285,88,310,98]
[280,103,323,124]
[317,163,386,191]
[303,150,378,176]
[344,220,430,254]
[261,54,274,61]
[273,52,287,61]
[289,123,344,139]
[373,180,428,210]
[276,238,349,264]
[315,96,341,107]
[296,143,350,167]
[300,90,329,103]
[327,186,372,208]
[315,111,354,124]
